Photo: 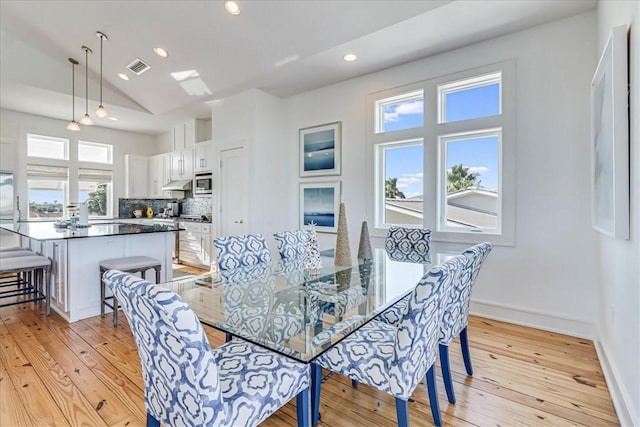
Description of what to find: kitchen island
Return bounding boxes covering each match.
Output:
[0,221,182,322]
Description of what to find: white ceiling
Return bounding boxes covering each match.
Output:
[0,0,596,135]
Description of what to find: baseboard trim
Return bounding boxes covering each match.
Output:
[594,336,637,427]
[469,298,594,339]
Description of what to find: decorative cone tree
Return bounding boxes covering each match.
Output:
[334,202,352,267]
[357,220,373,261]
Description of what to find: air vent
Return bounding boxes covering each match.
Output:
[126,58,151,75]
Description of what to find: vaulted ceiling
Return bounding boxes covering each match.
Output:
[0,1,596,135]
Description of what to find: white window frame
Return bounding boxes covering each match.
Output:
[27,178,69,221]
[374,138,424,227]
[367,60,515,246]
[78,140,113,164]
[374,89,424,134]
[438,72,502,124]
[27,134,69,160]
[438,128,503,234]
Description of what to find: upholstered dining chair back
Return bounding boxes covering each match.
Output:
[214,234,272,271]
[440,242,493,345]
[103,270,225,426]
[385,226,432,262]
[273,229,310,261]
[389,255,466,397]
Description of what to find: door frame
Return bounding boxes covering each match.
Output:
[215,141,249,237]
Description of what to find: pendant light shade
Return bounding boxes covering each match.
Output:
[95,31,108,118]
[79,46,94,126]
[67,58,80,131]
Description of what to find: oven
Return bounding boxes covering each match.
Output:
[194,173,212,196]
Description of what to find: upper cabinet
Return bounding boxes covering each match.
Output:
[172,119,212,151]
[170,149,194,181]
[150,153,184,199]
[194,140,213,173]
[124,155,149,198]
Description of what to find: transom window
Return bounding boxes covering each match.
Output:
[438,72,501,123]
[78,141,113,164]
[27,134,68,160]
[375,90,424,133]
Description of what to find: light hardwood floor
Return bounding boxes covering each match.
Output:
[0,302,618,426]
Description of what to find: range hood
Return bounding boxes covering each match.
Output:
[162,179,192,191]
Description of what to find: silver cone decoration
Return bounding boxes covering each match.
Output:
[357,220,373,261]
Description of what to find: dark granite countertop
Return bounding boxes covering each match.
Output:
[0,222,183,241]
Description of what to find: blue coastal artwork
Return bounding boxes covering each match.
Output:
[303,187,335,227]
[304,129,335,172]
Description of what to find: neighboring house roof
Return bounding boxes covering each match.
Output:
[385,188,498,229]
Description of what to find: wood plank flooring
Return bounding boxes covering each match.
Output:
[0,303,618,426]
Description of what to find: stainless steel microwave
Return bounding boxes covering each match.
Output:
[194,173,212,195]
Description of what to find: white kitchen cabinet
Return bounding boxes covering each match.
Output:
[124,154,149,198]
[172,119,211,151]
[194,140,213,173]
[170,149,193,181]
[150,153,184,198]
[179,221,213,270]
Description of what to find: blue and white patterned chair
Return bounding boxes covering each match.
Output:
[438,242,492,403]
[311,255,467,427]
[385,226,432,263]
[103,269,311,427]
[213,234,272,271]
[273,230,310,262]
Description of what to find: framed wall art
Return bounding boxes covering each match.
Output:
[299,181,341,233]
[299,121,342,177]
[591,24,629,240]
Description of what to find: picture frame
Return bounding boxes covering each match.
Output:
[299,121,342,177]
[299,181,341,233]
[591,24,629,240]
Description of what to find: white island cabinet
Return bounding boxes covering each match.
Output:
[3,222,179,322]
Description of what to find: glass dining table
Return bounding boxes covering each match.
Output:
[161,246,455,363]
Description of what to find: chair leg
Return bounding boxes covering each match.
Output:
[439,344,456,403]
[460,326,473,375]
[395,397,409,427]
[44,266,51,316]
[296,387,311,427]
[112,295,119,327]
[155,266,161,284]
[225,333,232,342]
[100,268,106,317]
[311,363,322,426]
[146,412,160,427]
[426,366,442,427]
[351,379,359,388]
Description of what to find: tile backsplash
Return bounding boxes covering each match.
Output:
[118,197,212,218]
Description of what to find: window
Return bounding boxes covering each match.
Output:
[26,165,68,220]
[376,140,424,226]
[27,134,68,160]
[78,141,113,164]
[375,90,424,133]
[439,129,501,232]
[369,62,514,245]
[78,168,113,217]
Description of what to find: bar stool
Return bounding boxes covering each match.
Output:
[0,255,51,315]
[0,249,37,289]
[99,256,162,327]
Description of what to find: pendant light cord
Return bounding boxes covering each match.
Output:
[99,35,103,103]
[85,48,89,113]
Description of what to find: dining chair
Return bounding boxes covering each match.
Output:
[438,242,493,403]
[377,242,493,404]
[384,225,432,263]
[273,229,310,262]
[311,255,467,427]
[103,269,311,427]
[213,233,272,271]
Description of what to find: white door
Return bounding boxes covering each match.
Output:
[220,147,248,236]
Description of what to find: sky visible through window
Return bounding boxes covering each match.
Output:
[384,83,499,198]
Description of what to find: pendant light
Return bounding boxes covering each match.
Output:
[66,58,80,131]
[79,46,94,126]
[95,31,108,118]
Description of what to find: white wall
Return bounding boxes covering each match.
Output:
[595,3,640,426]
[0,109,161,218]
[283,12,599,337]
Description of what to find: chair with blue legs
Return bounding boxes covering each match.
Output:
[438,242,493,403]
[103,269,311,427]
[384,225,432,263]
[311,255,467,427]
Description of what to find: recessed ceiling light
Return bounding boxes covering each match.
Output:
[343,53,357,62]
[117,72,129,81]
[109,117,119,121]
[154,47,169,58]
[225,1,240,15]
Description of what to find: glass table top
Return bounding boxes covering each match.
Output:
[161,247,454,363]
